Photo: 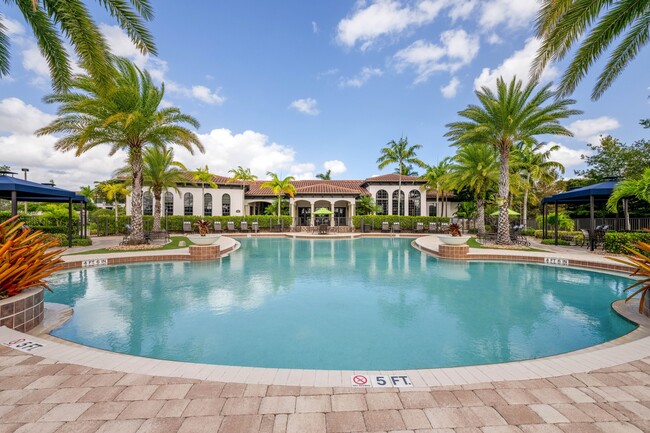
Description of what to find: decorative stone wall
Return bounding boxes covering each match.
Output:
[438,244,469,259]
[0,287,44,332]
[189,245,221,261]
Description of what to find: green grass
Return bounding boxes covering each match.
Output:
[467,237,548,252]
[67,236,192,255]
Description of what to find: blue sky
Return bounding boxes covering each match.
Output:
[1,0,648,190]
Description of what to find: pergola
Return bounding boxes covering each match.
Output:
[541,180,617,251]
[0,171,88,247]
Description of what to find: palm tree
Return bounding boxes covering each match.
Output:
[377,137,426,216]
[356,195,383,216]
[115,146,187,232]
[512,142,564,227]
[445,76,581,244]
[79,185,94,203]
[101,182,129,232]
[421,159,451,217]
[447,143,500,235]
[532,0,650,100]
[192,166,218,217]
[260,172,296,224]
[38,57,203,244]
[394,165,419,176]
[228,166,258,193]
[1,0,155,92]
[316,169,332,180]
[607,167,650,225]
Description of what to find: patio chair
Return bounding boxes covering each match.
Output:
[240,221,249,232]
[318,224,329,235]
[251,221,259,233]
[183,221,192,232]
[381,221,390,233]
[414,222,424,233]
[226,221,235,233]
[392,222,401,233]
[427,222,437,233]
[214,221,222,233]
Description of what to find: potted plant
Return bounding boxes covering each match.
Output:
[608,230,650,316]
[187,219,220,245]
[438,223,469,245]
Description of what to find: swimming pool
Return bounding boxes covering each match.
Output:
[46,238,636,370]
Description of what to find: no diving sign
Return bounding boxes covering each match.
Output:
[351,374,412,388]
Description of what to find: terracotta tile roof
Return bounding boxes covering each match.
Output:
[246,180,369,196]
[363,174,425,183]
[294,182,363,195]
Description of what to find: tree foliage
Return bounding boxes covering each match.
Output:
[575,135,650,181]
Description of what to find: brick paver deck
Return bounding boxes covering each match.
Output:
[1,345,649,432]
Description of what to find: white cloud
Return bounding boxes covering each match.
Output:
[441,76,460,98]
[324,160,347,175]
[567,116,620,143]
[290,163,316,180]
[337,0,446,50]
[290,98,319,115]
[478,0,538,31]
[474,38,558,90]
[2,17,25,36]
[312,21,319,33]
[340,67,383,87]
[0,97,55,135]
[542,141,592,172]
[486,33,503,45]
[448,0,477,21]
[394,29,479,83]
[191,85,225,105]
[20,42,50,81]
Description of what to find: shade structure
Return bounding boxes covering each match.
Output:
[0,171,88,247]
[540,180,618,251]
[313,207,333,215]
[489,208,520,216]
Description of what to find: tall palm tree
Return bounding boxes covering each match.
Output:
[316,169,332,180]
[445,76,581,244]
[1,0,155,92]
[192,165,218,217]
[512,142,564,227]
[260,172,296,224]
[38,57,203,244]
[356,195,383,216]
[394,165,419,176]
[532,0,650,100]
[101,182,129,231]
[115,146,187,232]
[447,143,500,235]
[421,158,451,217]
[377,137,426,216]
[228,166,258,193]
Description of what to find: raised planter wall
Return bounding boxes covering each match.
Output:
[0,287,45,332]
[438,244,469,259]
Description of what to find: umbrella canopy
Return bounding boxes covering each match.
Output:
[490,208,520,216]
[313,207,333,215]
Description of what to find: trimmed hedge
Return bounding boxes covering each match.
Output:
[604,231,650,254]
[534,230,583,239]
[29,225,69,234]
[541,238,570,246]
[161,215,293,232]
[51,234,93,246]
[351,215,450,230]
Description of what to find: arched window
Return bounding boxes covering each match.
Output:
[204,193,212,216]
[143,191,153,216]
[184,192,193,216]
[164,192,174,215]
[376,190,388,215]
[392,190,405,215]
[408,190,421,216]
[222,193,231,216]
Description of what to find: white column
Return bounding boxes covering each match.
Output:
[388,190,393,216]
[290,199,295,227]
[310,202,315,226]
[330,201,335,227]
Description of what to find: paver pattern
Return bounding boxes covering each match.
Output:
[1,346,650,432]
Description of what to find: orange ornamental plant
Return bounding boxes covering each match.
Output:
[194,219,210,236]
[0,215,64,299]
[608,229,650,314]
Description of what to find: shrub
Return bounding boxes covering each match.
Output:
[521,228,536,236]
[0,216,64,299]
[604,231,650,255]
[536,212,574,231]
[52,234,93,247]
[608,230,650,313]
[541,238,570,246]
[533,230,582,240]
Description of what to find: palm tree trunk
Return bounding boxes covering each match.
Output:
[153,189,162,232]
[201,184,205,217]
[497,145,511,244]
[522,173,530,227]
[476,197,485,235]
[398,172,402,216]
[435,184,439,217]
[277,195,281,224]
[114,200,119,233]
[129,146,145,244]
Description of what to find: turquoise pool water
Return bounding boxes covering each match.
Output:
[47,238,636,370]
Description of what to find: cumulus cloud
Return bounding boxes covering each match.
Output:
[290,98,319,115]
[290,163,317,180]
[474,38,558,90]
[324,160,347,175]
[447,0,477,21]
[542,142,592,172]
[478,0,538,31]
[340,67,383,87]
[394,29,479,83]
[337,0,446,50]
[0,97,55,135]
[441,77,460,98]
[191,85,225,105]
[567,117,621,143]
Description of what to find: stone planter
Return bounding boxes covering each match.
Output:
[0,287,45,332]
[438,235,469,245]
[187,234,220,245]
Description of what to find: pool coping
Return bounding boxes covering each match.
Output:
[7,233,648,388]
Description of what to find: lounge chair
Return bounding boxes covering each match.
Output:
[214,221,222,233]
[381,221,390,232]
[318,224,329,235]
[251,221,259,233]
[392,222,401,233]
[240,221,249,232]
[183,221,192,232]
[428,222,437,233]
[414,222,424,233]
[226,221,235,232]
